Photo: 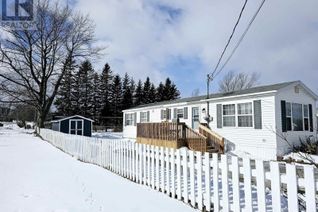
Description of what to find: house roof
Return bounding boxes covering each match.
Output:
[125,81,316,111]
[51,115,94,123]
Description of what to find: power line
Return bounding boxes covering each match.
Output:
[214,0,266,78]
[211,0,249,77]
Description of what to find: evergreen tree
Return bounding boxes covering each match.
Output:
[55,60,76,116]
[91,73,102,122]
[134,80,143,106]
[100,63,113,121]
[122,73,134,110]
[109,75,122,118]
[143,77,151,104]
[156,82,165,102]
[77,60,95,117]
[149,83,156,103]
[163,78,180,101]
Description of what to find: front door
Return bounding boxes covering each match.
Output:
[192,107,200,129]
[70,120,83,135]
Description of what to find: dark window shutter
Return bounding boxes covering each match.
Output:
[167,109,171,120]
[254,100,262,129]
[160,110,164,120]
[173,108,177,119]
[134,112,137,126]
[217,104,222,128]
[281,101,287,132]
[309,104,313,132]
[147,111,150,122]
[184,107,188,119]
[124,114,127,126]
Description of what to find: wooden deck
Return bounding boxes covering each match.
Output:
[137,122,224,153]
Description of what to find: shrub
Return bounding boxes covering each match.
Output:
[16,121,26,128]
[293,136,318,155]
[0,123,3,127]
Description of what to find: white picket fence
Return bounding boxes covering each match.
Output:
[38,129,318,212]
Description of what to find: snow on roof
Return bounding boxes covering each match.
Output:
[51,115,94,123]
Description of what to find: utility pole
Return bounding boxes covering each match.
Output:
[206,74,213,123]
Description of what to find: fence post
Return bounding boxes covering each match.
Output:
[161,147,165,192]
[232,156,240,212]
[171,148,176,198]
[221,155,229,212]
[183,150,189,203]
[197,152,203,210]
[156,146,160,191]
[166,148,170,196]
[212,154,219,211]
[243,157,252,212]
[204,152,211,211]
[176,149,182,200]
[189,151,195,206]
[286,164,299,212]
[256,160,266,212]
[147,145,151,186]
[304,165,316,211]
[270,161,281,212]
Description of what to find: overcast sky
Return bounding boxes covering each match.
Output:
[71,0,318,97]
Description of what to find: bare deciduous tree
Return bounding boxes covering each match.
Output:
[218,71,260,93]
[0,0,102,127]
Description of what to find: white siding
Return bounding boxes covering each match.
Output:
[122,84,317,160]
[208,94,278,159]
[275,85,317,156]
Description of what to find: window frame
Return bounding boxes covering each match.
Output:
[285,102,310,132]
[177,108,184,119]
[140,112,149,123]
[222,104,236,127]
[125,113,135,126]
[303,104,310,131]
[237,102,254,128]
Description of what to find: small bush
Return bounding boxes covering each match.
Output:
[293,136,318,155]
[0,123,3,127]
[16,121,26,128]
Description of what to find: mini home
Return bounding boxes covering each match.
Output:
[123,81,317,160]
[51,115,93,137]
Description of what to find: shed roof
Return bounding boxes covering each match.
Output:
[125,81,315,111]
[51,115,94,123]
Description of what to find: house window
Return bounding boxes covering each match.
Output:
[238,103,253,127]
[161,110,167,120]
[303,105,309,131]
[125,113,135,126]
[223,104,236,127]
[177,109,184,119]
[140,112,149,123]
[292,103,303,131]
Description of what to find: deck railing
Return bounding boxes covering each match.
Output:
[199,124,225,153]
[137,122,209,152]
[185,127,208,152]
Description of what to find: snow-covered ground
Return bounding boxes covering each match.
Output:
[284,152,318,164]
[92,132,124,139]
[0,124,195,212]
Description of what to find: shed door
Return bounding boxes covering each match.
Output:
[70,120,83,136]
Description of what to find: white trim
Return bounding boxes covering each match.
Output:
[69,119,84,136]
[123,91,277,113]
[51,115,94,123]
[237,102,254,128]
